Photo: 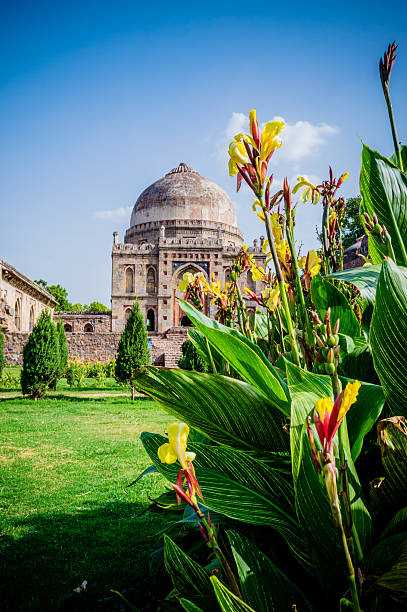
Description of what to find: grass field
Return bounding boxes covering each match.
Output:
[0,385,173,611]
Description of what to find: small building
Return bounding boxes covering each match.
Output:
[0,258,57,334]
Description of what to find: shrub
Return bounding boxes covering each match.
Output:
[0,325,5,378]
[115,300,150,400]
[178,340,208,372]
[21,310,60,399]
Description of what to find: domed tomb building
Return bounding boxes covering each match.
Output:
[111,163,265,333]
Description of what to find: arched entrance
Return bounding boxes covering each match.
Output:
[180,315,192,327]
[172,263,209,327]
[146,309,155,331]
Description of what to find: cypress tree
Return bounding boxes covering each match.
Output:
[21,310,60,399]
[49,319,69,390]
[0,325,5,378]
[115,299,150,400]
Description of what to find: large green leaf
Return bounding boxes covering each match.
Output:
[370,259,407,416]
[360,143,407,266]
[140,433,311,569]
[370,417,407,521]
[310,275,360,338]
[179,300,289,414]
[210,576,255,612]
[286,363,372,590]
[163,535,215,609]
[327,265,382,305]
[390,144,407,173]
[134,367,288,452]
[227,530,314,612]
[340,376,385,460]
[338,345,379,385]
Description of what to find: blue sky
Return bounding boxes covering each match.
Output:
[1,1,406,305]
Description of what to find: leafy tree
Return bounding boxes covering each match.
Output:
[21,310,60,399]
[178,340,208,372]
[342,196,364,250]
[0,325,5,378]
[34,280,108,312]
[34,281,73,310]
[49,319,69,390]
[115,300,150,400]
[84,302,110,312]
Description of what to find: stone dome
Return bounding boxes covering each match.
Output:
[129,163,238,228]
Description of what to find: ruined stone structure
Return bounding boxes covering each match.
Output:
[0,258,57,334]
[111,162,264,334]
[0,258,57,363]
[2,163,266,366]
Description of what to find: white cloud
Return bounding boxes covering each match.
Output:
[94,206,132,220]
[225,112,248,139]
[275,119,339,166]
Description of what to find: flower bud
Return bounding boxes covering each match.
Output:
[333,318,340,335]
[324,308,331,326]
[327,348,334,363]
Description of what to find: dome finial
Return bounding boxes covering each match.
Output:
[167,162,197,175]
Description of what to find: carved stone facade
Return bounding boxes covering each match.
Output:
[2,163,266,366]
[0,258,57,334]
[111,162,265,333]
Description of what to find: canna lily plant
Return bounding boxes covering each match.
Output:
[129,41,407,612]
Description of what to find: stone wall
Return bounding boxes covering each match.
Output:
[3,328,188,369]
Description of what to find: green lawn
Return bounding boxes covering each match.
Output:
[0,392,172,611]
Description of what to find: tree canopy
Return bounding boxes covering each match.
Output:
[34,280,109,312]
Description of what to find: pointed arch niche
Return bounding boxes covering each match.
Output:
[146,267,157,294]
[125,267,134,294]
[29,306,35,331]
[172,263,208,327]
[14,298,21,330]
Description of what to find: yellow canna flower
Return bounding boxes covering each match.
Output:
[250,262,266,282]
[293,176,321,204]
[178,272,195,293]
[261,239,269,254]
[228,140,249,166]
[270,213,283,242]
[299,250,321,277]
[264,286,280,311]
[259,120,284,161]
[275,239,288,264]
[158,422,196,469]
[338,380,361,421]
[339,171,349,183]
[315,397,334,421]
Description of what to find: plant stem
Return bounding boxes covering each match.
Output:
[286,224,314,365]
[259,200,301,366]
[200,515,242,598]
[324,464,361,612]
[382,83,404,172]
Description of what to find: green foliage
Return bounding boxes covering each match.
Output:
[370,259,407,416]
[34,279,109,312]
[0,325,5,378]
[178,340,208,372]
[115,299,150,396]
[84,301,110,312]
[342,196,364,250]
[21,310,60,399]
[360,144,407,266]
